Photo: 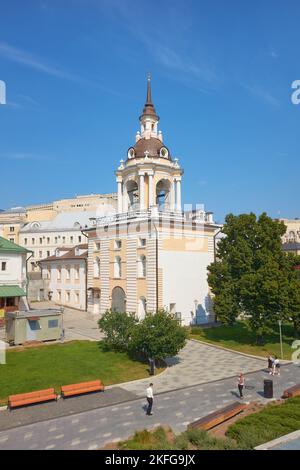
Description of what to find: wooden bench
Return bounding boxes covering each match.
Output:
[188,402,247,431]
[61,380,104,398]
[282,384,300,399]
[8,388,57,409]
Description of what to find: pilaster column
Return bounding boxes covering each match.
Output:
[122,183,128,213]
[170,179,176,211]
[139,173,145,210]
[117,177,123,213]
[176,178,182,212]
[148,172,154,208]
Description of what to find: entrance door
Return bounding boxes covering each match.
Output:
[93,291,100,314]
[111,287,126,313]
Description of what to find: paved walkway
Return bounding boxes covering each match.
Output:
[114,340,266,396]
[0,364,299,450]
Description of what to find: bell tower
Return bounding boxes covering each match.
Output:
[116,76,183,214]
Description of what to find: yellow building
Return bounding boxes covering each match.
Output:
[85,77,220,325]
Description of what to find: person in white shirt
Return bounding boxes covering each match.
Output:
[146,383,154,416]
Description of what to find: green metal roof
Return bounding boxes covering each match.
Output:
[0,285,26,298]
[0,236,31,254]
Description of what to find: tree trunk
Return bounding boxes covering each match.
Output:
[256,334,265,346]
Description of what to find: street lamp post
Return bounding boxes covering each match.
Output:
[278,320,283,360]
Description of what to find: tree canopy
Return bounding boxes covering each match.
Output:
[208,212,300,341]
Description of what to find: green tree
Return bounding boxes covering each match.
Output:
[98,310,138,351]
[129,310,188,362]
[208,212,292,343]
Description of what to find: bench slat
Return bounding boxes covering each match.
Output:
[61,379,104,398]
[9,388,55,401]
[188,402,246,431]
[282,384,300,399]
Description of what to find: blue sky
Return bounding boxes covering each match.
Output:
[0,0,299,223]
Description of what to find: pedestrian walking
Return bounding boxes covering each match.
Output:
[272,356,280,376]
[237,373,245,398]
[146,383,154,416]
[267,354,274,374]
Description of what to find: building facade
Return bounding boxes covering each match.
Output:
[278,218,300,255]
[39,245,88,311]
[0,237,32,324]
[85,77,220,325]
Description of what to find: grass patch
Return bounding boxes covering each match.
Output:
[190,321,295,360]
[118,426,237,450]
[226,396,300,449]
[0,340,164,405]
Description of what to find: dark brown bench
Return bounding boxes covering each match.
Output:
[188,401,247,431]
[8,388,58,409]
[282,384,300,399]
[61,380,104,398]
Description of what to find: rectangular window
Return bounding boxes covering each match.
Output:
[95,242,100,251]
[47,237,50,244]
[75,266,80,279]
[70,236,74,243]
[75,292,79,304]
[115,240,122,249]
[66,268,70,280]
[39,251,42,258]
[39,238,43,244]
[55,237,58,244]
[48,319,59,328]
[47,251,50,257]
[1,262,6,271]
[62,236,66,244]
[24,238,27,245]
[32,238,35,245]
[57,290,61,301]
[57,269,61,280]
[78,236,82,243]
[66,291,70,302]
[9,238,14,243]
[9,226,14,232]
[139,238,146,247]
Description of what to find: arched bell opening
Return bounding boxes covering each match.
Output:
[156,179,171,211]
[126,180,139,212]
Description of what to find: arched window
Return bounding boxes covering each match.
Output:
[138,297,147,319]
[126,180,139,211]
[111,286,126,313]
[138,255,146,278]
[114,256,121,278]
[289,231,296,242]
[94,257,100,278]
[156,179,171,210]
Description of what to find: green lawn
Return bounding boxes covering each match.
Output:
[0,340,163,405]
[190,321,296,360]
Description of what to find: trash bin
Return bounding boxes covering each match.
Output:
[264,379,273,398]
[149,358,155,376]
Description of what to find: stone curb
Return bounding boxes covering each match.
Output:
[255,429,300,450]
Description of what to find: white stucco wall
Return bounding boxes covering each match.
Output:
[45,260,86,310]
[159,250,214,326]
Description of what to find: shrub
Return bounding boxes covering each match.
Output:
[98,310,138,351]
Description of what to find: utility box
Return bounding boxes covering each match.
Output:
[5,309,63,346]
[264,379,273,399]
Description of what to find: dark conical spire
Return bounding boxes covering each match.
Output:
[140,74,159,121]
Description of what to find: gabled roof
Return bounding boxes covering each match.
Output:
[40,244,88,263]
[0,236,32,254]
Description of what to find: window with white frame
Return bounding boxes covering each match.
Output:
[139,238,146,247]
[1,261,7,271]
[114,256,121,278]
[66,267,71,280]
